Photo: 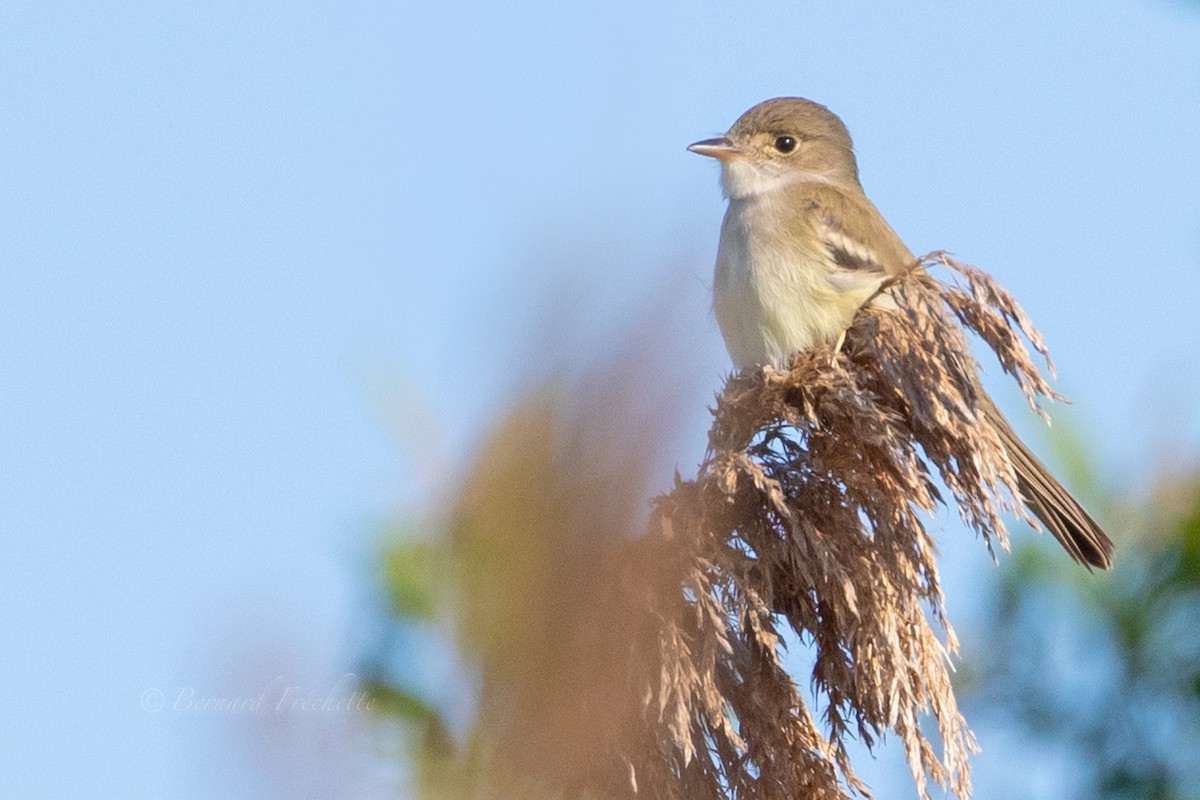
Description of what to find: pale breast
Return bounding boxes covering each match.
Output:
[713,196,864,370]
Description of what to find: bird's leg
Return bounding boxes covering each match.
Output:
[830,329,848,367]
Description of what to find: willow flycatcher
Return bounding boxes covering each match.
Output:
[689,97,1113,569]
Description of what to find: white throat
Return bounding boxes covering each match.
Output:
[721,159,841,200]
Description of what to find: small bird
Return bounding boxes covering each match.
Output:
[689,97,1114,570]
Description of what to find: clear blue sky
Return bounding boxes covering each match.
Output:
[2,1,1199,797]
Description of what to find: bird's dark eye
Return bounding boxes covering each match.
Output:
[774,136,797,154]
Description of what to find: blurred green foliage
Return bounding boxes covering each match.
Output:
[382,535,440,622]
[964,434,1200,799]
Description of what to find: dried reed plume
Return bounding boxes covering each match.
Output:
[627,254,1057,800]
[382,254,1062,800]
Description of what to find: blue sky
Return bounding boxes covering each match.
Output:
[2,1,1199,797]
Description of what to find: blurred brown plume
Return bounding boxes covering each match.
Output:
[370,255,1063,800]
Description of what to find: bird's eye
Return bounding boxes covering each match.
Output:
[774,136,797,154]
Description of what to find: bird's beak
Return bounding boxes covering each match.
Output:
[687,136,741,161]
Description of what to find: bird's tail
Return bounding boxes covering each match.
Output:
[980,396,1114,570]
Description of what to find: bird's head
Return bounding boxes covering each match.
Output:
[688,97,861,200]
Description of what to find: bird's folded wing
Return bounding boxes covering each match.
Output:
[819,219,889,274]
[810,209,892,299]
[799,185,912,277]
